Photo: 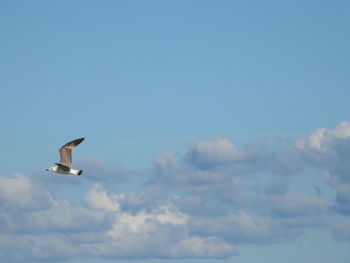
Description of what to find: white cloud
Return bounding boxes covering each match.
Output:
[83,184,235,259]
[3,122,350,262]
[294,121,350,176]
[107,205,188,239]
[187,137,246,166]
[0,173,53,212]
[85,184,121,212]
[0,174,235,262]
[293,122,350,216]
[295,121,350,152]
[19,202,110,233]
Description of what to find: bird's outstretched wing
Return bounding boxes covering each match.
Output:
[59,138,84,168]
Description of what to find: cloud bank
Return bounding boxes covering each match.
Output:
[1,122,350,262]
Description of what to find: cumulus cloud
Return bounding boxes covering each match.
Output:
[3,121,350,262]
[294,121,350,216]
[82,184,235,259]
[85,182,236,259]
[0,173,53,212]
[19,202,110,233]
[186,137,247,167]
[152,141,252,211]
[295,121,350,180]
[0,175,235,262]
[186,137,275,172]
[0,174,110,262]
[153,137,304,218]
[85,184,121,212]
[295,121,350,153]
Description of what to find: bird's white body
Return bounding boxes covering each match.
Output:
[46,165,82,175]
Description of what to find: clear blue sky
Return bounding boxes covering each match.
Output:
[1,1,350,263]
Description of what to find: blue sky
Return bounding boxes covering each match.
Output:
[1,0,350,262]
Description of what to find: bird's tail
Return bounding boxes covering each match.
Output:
[77,170,83,176]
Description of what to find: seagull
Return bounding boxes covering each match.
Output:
[46,138,85,176]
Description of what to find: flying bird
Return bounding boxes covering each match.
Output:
[46,138,85,175]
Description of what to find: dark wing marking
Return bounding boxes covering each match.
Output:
[59,138,84,168]
[55,163,70,171]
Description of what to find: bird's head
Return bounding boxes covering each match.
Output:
[46,166,56,172]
